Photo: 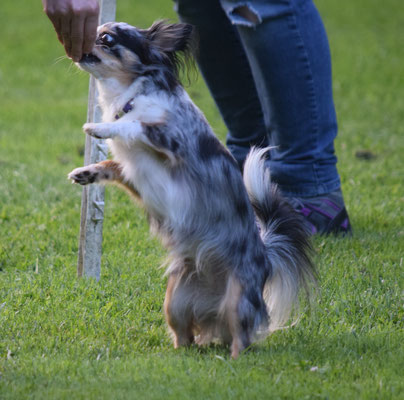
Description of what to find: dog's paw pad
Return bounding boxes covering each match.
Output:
[68,166,99,185]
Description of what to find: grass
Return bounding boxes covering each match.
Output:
[0,0,403,398]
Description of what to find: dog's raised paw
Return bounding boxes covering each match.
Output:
[68,166,99,185]
[83,123,104,139]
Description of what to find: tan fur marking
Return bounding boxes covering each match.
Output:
[89,42,140,86]
[97,160,141,199]
[219,275,244,359]
[164,274,177,329]
[164,274,194,348]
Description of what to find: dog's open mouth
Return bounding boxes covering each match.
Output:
[79,53,101,64]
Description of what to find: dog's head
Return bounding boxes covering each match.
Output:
[78,21,195,89]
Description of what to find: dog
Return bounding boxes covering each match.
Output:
[68,21,316,358]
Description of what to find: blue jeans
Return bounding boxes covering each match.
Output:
[174,0,341,197]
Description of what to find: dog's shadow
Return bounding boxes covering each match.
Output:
[177,330,389,366]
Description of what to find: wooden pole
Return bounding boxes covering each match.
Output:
[77,0,117,280]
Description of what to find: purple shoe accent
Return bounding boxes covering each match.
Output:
[300,207,312,217]
[292,193,352,235]
[323,198,341,212]
[305,204,335,220]
[309,223,317,235]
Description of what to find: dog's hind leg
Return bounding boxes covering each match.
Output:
[164,273,195,348]
[68,160,140,198]
[219,275,251,359]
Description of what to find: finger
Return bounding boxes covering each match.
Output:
[50,17,64,45]
[83,15,99,54]
[60,18,72,57]
[70,16,85,62]
[44,2,63,45]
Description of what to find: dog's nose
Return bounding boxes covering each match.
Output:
[79,53,100,63]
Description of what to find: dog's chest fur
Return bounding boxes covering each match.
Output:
[98,81,213,227]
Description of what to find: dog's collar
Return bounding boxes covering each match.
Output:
[114,98,135,120]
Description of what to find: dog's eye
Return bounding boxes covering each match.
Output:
[100,33,115,47]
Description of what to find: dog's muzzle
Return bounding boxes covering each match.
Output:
[79,53,101,64]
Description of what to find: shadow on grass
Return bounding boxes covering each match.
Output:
[174,328,399,366]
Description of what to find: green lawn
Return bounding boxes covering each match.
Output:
[0,0,403,399]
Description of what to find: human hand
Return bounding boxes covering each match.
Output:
[42,0,100,62]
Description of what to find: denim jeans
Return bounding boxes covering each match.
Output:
[174,0,341,197]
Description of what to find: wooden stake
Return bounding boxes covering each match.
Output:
[77,0,117,280]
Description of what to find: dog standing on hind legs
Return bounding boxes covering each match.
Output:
[68,20,316,358]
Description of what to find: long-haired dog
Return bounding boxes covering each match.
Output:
[68,21,316,358]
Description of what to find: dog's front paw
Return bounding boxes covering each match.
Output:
[83,123,108,139]
[68,165,100,185]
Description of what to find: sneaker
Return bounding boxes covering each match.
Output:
[288,189,352,236]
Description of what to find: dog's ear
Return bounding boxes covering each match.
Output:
[147,21,194,53]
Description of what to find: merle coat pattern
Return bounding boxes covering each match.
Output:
[68,21,315,358]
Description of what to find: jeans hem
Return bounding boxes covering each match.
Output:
[278,178,341,198]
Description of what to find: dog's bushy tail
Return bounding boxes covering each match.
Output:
[243,148,316,332]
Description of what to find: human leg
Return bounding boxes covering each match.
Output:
[174,0,268,166]
[174,0,351,234]
[218,0,339,198]
[219,0,351,233]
